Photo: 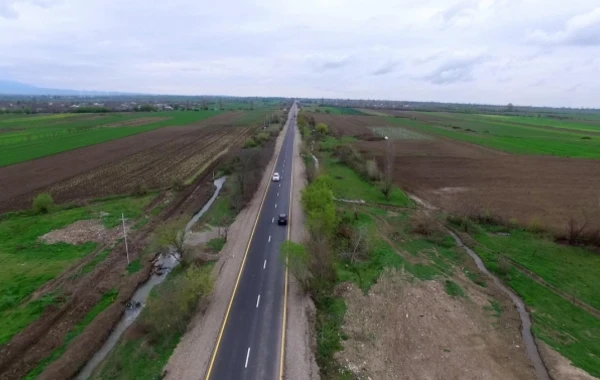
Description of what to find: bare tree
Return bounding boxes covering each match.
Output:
[152,217,188,262]
[380,139,395,200]
[217,216,230,241]
[341,225,371,289]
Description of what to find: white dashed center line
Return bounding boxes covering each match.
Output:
[256,294,261,308]
[245,347,251,368]
[277,192,279,197]
[275,203,277,209]
[272,217,274,223]
[268,235,271,243]
[263,260,267,269]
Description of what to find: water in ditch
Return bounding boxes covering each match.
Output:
[76,176,226,379]
[448,230,551,380]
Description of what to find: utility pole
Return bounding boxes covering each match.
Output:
[122,213,129,264]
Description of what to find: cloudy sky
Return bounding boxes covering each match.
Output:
[1,0,599,107]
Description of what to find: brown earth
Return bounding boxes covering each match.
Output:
[0,112,243,213]
[308,112,600,234]
[356,138,600,233]
[337,268,536,380]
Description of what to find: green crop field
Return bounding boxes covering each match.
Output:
[385,113,600,158]
[0,111,222,167]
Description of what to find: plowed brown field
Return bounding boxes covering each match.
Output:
[311,113,600,233]
[0,112,248,213]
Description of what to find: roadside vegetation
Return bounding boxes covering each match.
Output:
[91,264,214,379]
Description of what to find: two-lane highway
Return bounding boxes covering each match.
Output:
[205,103,298,380]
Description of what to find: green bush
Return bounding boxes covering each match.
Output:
[243,137,258,149]
[142,265,214,339]
[32,193,54,214]
[207,237,226,253]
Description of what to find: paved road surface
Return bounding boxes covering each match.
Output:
[206,103,298,380]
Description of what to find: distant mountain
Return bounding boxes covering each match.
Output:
[0,80,134,96]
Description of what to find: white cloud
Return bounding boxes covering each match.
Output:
[0,0,599,107]
[529,7,600,46]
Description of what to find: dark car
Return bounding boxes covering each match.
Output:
[278,213,288,225]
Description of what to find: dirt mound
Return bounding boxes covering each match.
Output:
[40,219,122,245]
[338,269,535,380]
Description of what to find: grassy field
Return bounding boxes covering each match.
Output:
[385,113,600,158]
[458,222,600,377]
[0,111,222,167]
[0,195,154,344]
[318,136,412,207]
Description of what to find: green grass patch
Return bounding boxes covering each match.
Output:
[24,289,118,379]
[385,114,600,158]
[471,225,600,311]
[484,300,503,318]
[126,259,142,274]
[0,195,153,344]
[82,248,112,274]
[444,280,466,297]
[322,153,412,207]
[508,268,600,377]
[466,223,600,376]
[206,237,226,253]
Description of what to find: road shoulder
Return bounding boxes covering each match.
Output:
[284,123,320,380]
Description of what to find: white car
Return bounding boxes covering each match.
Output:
[272,172,280,182]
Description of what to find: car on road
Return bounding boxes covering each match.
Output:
[272,172,280,182]
[278,213,288,225]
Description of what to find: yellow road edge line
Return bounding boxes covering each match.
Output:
[204,115,290,380]
[280,114,295,380]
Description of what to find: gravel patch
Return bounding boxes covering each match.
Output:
[39,219,123,245]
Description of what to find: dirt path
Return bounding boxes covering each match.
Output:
[163,115,290,380]
[284,122,320,380]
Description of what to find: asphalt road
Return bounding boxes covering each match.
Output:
[207,103,298,380]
